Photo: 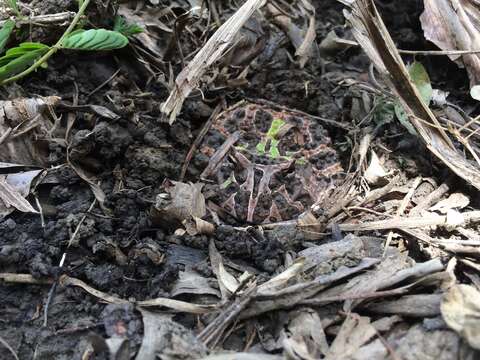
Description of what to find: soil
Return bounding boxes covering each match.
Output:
[0,0,474,359]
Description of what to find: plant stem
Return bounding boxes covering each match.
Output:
[0,0,91,85]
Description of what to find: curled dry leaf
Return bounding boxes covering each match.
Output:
[363,150,388,186]
[281,309,329,358]
[200,354,282,360]
[345,0,480,191]
[219,261,241,294]
[420,0,480,88]
[0,174,39,218]
[209,239,230,300]
[105,337,130,360]
[430,192,470,214]
[161,0,266,123]
[266,0,317,67]
[441,284,480,349]
[319,30,358,58]
[0,167,41,219]
[136,310,207,360]
[362,293,442,317]
[60,275,215,314]
[118,4,172,59]
[0,96,60,166]
[152,181,206,230]
[325,315,377,360]
[171,269,221,298]
[257,257,305,295]
[183,216,215,236]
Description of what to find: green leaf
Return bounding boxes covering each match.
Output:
[408,61,433,105]
[256,140,266,155]
[394,105,417,136]
[0,43,49,81]
[0,42,48,67]
[394,61,432,136]
[113,16,143,37]
[266,118,286,138]
[61,29,129,51]
[221,173,234,189]
[373,99,395,126]
[269,138,280,158]
[255,118,286,158]
[0,20,15,54]
[12,42,47,51]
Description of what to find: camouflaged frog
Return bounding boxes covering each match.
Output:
[200,101,343,224]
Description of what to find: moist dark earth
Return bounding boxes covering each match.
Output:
[0,0,471,359]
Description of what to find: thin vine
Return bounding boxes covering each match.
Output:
[0,0,91,85]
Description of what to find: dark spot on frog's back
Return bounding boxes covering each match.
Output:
[255,110,274,132]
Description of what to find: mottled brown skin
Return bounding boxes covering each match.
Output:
[201,101,343,224]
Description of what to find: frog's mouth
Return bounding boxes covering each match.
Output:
[200,101,343,224]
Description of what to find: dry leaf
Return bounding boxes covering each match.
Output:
[297,211,324,239]
[325,315,377,360]
[152,181,206,229]
[444,209,465,231]
[136,310,207,360]
[69,161,106,209]
[183,216,215,236]
[267,0,317,67]
[200,354,282,360]
[218,261,241,294]
[60,275,215,314]
[118,4,172,59]
[58,102,119,119]
[257,258,305,295]
[209,239,231,300]
[4,169,42,197]
[420,0,480,88]
[0,173,39,218]
[346,0,480,191]
[319,30,358,58]
[441,284,480,349]
[281,309,329,358]
[161,0,266,123]
[430,193,470,214]
[363,150,387,186]
[0,96,60,166]
[171,269,220,298]
[363,294,442,317]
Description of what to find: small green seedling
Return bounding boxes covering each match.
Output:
[221,173,235,189]
[114,16,144,37]
[256,118,286,158]
[0,0,142,84]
